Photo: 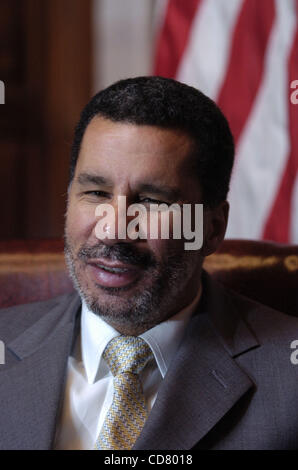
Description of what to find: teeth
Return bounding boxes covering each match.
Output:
[96,264,128,274]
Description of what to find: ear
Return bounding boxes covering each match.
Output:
[201,201,229,257]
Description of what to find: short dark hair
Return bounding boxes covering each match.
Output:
[70,76,234,207]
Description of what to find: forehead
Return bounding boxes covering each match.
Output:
[75,116,197,191]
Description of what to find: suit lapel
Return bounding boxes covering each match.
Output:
[0,292,81,450]
[134,272,260,450]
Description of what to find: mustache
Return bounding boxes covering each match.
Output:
[77,242,156,268]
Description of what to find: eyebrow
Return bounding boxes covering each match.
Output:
[76,172,113,187]
[76,173,181,200]
[137,183,181,200]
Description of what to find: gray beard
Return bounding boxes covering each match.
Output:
[64,238,197,332]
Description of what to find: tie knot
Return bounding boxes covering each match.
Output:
[103,336,153,376]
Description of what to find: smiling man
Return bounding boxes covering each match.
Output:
[1,77,298,450]
[65,116,209,336]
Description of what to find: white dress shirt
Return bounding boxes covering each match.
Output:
[54,288,201,450]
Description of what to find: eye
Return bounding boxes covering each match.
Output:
[139,197,168,205]
[84,190,110,198]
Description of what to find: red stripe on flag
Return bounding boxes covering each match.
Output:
[262,20,298,243]
[154,0,202,78]
[217,0,275,144]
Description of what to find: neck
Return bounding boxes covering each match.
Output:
[102,281,203,336]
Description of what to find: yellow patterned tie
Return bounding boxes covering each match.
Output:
[94,335,153,450]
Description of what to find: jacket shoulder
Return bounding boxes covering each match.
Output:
[226,285,298,340]
[202,271,298,346]
[0,292,80,344]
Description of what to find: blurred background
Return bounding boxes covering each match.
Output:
[0,0,297,243]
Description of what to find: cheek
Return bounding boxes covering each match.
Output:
[145,211,187,256]
[146,237,186,264]
[66,201,97,244]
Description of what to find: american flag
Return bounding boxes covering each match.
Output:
[154,0,298,243]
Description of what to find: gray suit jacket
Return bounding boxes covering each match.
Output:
[0,272,298,450]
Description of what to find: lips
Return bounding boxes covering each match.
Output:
[87,258,141,288]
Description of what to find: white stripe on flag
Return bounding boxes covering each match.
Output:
[153,0,169,40]
[177,0,243,100]
[226,0,297,239]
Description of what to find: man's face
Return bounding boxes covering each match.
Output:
[65,116,204,334]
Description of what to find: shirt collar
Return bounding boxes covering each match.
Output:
[81,303,119,384]
[80,285,202,384]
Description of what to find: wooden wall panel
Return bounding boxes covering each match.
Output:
[0,0,92,239]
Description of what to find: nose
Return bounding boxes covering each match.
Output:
[94,196,139,245]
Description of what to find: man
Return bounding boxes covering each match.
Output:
[0,76,298,450]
